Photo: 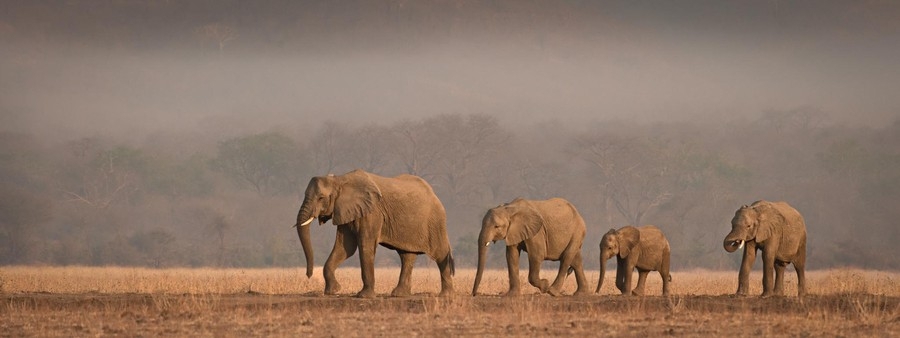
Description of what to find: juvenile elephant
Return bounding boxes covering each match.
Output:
[723,200,807,297]
[293,169,455,298]
[472,198,589,297]
[596,225,671,296]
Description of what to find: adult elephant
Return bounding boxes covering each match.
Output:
[471,198,589,297]
[723,200,807,297]
[293,169,455,298]
[596,225,671,296]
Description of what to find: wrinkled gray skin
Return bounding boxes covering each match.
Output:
[723,200,807,297]
[597,225,671,296]
[294,169,454,298]
[472,198,589,297]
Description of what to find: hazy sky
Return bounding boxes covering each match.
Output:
[2,1,898,141]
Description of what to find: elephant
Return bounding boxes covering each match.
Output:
[723,200,807,297]
[596,225,671,296]
[293,169,455,298]
[471,197,589,297]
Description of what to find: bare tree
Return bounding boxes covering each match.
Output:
[574,133,678,226]
[194,23,238,52]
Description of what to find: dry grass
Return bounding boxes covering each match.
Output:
[1,266,899,336]
[3,266,898,296]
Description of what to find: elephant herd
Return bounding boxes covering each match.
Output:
[293,169,808,298]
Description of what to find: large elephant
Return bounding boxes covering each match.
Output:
[471,198,589,297]
[723,200,807,297]
[293,169,455,298]
[596,225,671,296]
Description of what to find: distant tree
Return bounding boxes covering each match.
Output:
[342,124,396,174]
[308,121,350,175]
[573,133,673,226]
[194,23,238,52]
[57,140,148,209]
[129,228,176,268]
[147,153,215,200]
[387,113,513,208]
[391,118,442,179]
[0,183,51,264]
[210,132,305,196]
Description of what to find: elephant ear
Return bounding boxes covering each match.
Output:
[333,171,382,225]
[505,201,545,246]
[753,202,781,243]
[617,226,641,258]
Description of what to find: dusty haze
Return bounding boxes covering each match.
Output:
[1,1,898,270]
[3,1,898,139]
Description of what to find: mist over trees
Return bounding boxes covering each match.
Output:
[2,112,899,270]
[2,1,899,270]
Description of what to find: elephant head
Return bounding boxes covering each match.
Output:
[723,202,779,253]
[472,199,545,296]
[595,226,640,293]
[293,170,382,278]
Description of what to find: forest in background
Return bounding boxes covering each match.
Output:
[1,1,899,270]
[2,111,899,270]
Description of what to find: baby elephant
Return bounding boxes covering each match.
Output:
[596,225,671,296]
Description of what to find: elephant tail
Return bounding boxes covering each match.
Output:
[668,273,673,282]
[566,266,575,277]
[448,252,456,276]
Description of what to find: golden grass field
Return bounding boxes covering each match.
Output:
[2,266,899,336]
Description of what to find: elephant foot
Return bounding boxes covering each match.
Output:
[324,282,342,296]
[391,286,412,297]
[547,288,563,297]
[631,290,644,296]
[573,289,591,297]
[535,279,550,293]
[355,288,377,299]
[438,287,455,298]
[760,292,776,299]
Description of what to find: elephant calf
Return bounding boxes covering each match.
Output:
[597,225,671,296]
[472,198,590,297]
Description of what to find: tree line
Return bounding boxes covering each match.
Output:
[1,111,898,270]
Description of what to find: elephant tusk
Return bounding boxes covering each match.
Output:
[737,240,745,250]
[300,217,315,226]
[485,242,491,247]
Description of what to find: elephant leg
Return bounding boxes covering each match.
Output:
[527,251,550,294]
[615,257,627,294]
[774,261,786,296]
[504,246,522,296]
[760,247,776,298]
[436,249,455,297]
[570,251,590,296]
[323,226,357,295]
[736,244,756,296]
[633,270,649,296]
[659,259,672,296]
[661,252,672,296]
[622,260,636,296]
[548,250,577,297]
[391,251,416,297]
[795,240,808,297]
[355,231,378,298]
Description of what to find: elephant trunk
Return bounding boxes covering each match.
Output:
[723,230,746,253]
[472,241,489,296]
[596,250,608,293]
[296,206,315,278]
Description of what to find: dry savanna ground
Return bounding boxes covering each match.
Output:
[2,266,899,337]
